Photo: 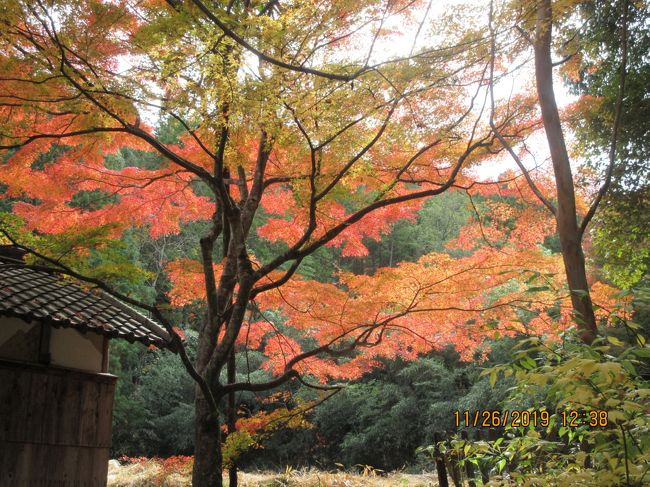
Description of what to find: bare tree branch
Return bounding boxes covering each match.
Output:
[488,0,557,216]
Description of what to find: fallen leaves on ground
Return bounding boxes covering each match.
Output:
[107,459,439,486]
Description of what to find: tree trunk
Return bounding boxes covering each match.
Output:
[534,0,598,343]
[193,395,224,487]
[227,350,238,487]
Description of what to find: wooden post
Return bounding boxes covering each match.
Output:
[461,430,476,487]
[488,428,498,441]
[38,323,51,364]
[581,436,593,469]
[433,432,449,487]
[475,430,490,484]
[446,432,462,487]
[101,336,109,373]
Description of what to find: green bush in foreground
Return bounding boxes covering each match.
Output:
[422,319,650,486]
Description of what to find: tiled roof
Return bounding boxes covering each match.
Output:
[0,261,171,347]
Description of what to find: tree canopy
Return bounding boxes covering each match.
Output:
[0,0,643,485]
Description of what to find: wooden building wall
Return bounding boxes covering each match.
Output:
[0,360,116,487]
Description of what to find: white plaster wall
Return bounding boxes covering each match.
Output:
[0,316,104,372]
[50,327,103,373]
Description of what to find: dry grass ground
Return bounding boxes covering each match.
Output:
[107,460,439,487]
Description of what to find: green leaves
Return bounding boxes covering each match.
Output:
[607,336,624,347]
[428,323,650,485]
[222,431,255,469]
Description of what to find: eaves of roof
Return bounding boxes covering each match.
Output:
[0,261,171,348]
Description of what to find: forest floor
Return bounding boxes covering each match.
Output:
[107,460,439,486]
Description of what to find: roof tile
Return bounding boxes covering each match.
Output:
[0,263,170,347]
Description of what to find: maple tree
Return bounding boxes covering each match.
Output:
[0,0,623,485]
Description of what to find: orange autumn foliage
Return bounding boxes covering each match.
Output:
[166,182,619,381]
[0,0,620,419]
